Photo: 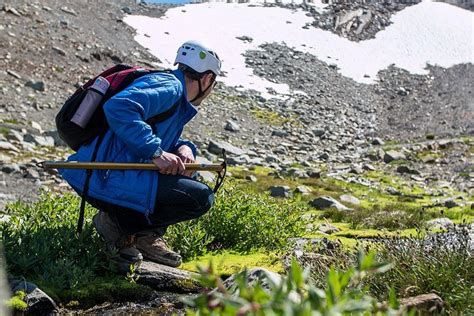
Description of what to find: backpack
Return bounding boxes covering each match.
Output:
[56,64,181,151]
[55,64,184,234]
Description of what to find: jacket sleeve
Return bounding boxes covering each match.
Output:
[172,138,198,158]
[103,80,181,159]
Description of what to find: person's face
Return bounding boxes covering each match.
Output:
[192,73,217,106]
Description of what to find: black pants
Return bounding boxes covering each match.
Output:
[88,174,214,235]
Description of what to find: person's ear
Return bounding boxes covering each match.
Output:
[202,73,214,87]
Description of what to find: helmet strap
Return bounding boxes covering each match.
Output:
[190,76,214,103]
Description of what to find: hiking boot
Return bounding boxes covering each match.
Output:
[93,211,143,266]
[135,233,182,267]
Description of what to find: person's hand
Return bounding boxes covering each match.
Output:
[176,145,195,177]
[152,151,185,175]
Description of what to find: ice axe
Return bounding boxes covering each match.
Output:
[38,150,227,193]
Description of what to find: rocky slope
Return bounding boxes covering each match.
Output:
[0,1,473,207]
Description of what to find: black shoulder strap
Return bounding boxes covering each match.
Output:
[145,99,181,126]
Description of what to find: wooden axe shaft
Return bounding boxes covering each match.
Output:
[40,161,225,172]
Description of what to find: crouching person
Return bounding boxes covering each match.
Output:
[60,41,222,268]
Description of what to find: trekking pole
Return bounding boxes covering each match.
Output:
[39,161,224,172]
[37,149,227,193]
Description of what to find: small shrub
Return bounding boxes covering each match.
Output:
[166,181,305,260]
[183,251,404,315]
[321,203,431,230]
[367,227,474,313]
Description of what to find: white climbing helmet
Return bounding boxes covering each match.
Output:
[174,40,221,76]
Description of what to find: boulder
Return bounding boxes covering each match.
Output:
[310,196,350,211]
[208,140,245,156]
[318,223,340,234]
[384,150,406,163]
[339,194,360,205]
[426,218,453,230]
[224,120,240,132]
[136,261,200,293]
[11,280,58,314]
[399,293,444,313]
[269,186,292,198]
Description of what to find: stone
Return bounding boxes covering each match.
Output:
[135,261,200,292]
[208,140,245,156]
[371,137,384,145]
[310,196,350,211]
[426,218,453,229]
[224,120,240,132]
[244,175,256,182]
[272,130,288,137]
[6,129,24,142]
[265,154,280,163]
[384,150,406,163]
[308,169,321,178]
[318,223,340,234]
[444,199,459,208]
[24,134,55,147]
[363,163,376,171]
[25,81,45,92]
[312,129,325,137]
[399,293,443,313]
[295,185,312,195]
[269,186,292,198]
[397,87,408,96]
[0,141,20,152]
[44,130,66,147]
[339,194,360,205]
[30,121,43,133]
[122,6,132,14]
[52,46,66,56]
[396,165,421,175]
[11,280,58,314]
[236,35,253,43]
[386,186,401,196]
[2,164,21,174]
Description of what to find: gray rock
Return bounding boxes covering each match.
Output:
[11,280,58,314]
[265,154,280,163]
[122,6,132,14]
[44,130,66,147]
[384,150,406,163]
[444,199,459,209]
[269,186,292,198]
[246,175,257,182]
[319,152,330,160]
[399,293,443,313]
[318,223,340,234]
[26,168,40,179]
[24,134,55,147]
[295,185,312,195]
[271,130,288,137]
[396,165,421,175]
[386,186,401,196]
[224,120,240,132]
[308,169,321,178]
[2,164,21,174]
[136,261,200,293]
[310,196,350,211]
[235,35,253,43]
[371,137,384,145]
[363,163,376,171]
[339,194,360,205]
[426,218,453,229]
[397,87,408,96]
[6,129,24,142]
[208,140,245,156]
[52,46,66,56]
[25,81,45,92]
[0,141,19,152]
[312,129,325,137]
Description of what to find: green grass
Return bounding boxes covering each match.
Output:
[0,192,151,307]
[182,251,284,276]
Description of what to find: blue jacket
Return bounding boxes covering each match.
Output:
[60,69,198,217]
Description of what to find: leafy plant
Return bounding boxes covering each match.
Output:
[367,227,474,312]
[166,180,305,260]
[183,251,406,315]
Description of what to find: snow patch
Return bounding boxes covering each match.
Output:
[125,1,473,98]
